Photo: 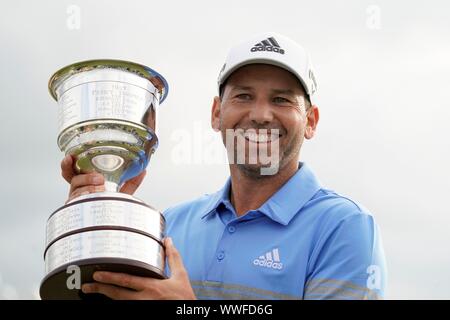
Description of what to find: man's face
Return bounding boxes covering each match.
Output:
[212,64,316,177]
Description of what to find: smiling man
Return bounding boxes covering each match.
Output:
[62,32,387,299]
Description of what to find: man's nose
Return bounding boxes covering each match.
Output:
[248,99,274,124]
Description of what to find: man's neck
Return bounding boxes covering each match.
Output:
[229,159,300,217]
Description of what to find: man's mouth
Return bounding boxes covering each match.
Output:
[238,130,282,143]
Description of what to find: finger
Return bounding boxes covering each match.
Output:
[67,185,105,203]
[81,282,137,300]
[61,155,75,183]
[120,170,146,195]
[69,173,105,194]
[164,237,187,278]
[66,191,89,204]
[92,271,147,291]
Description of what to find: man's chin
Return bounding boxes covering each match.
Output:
[236,161,281,178]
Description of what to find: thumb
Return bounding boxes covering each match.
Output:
[61,154,75,183]
[165,237,186,278]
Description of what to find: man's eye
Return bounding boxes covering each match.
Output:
[273,97,290,104]
[235,94,251,100]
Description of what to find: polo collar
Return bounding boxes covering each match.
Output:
[201,178,232,219]
[201,163,322,225]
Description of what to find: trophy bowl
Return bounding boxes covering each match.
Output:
[40,59,169,300]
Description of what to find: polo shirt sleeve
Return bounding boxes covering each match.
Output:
[304,213,387,300]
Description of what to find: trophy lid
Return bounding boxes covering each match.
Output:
[48,59,169,103]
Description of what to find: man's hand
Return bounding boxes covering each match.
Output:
[61,154,146,203]
[81,237,196,300]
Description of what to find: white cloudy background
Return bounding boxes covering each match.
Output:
[0,0,449,299]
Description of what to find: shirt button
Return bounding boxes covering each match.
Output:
[217,251,225,261]
[228,225,236,233]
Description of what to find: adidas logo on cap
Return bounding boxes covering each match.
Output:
[251,37,285,55]
[253,248,283,270]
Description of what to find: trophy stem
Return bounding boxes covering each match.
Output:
[104,180,120,192]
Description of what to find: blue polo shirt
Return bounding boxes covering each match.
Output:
[163,163,387,300]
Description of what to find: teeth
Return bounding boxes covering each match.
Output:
[242,131,280,143]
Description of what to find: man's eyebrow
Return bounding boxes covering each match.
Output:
[271,89,297,95]
[230,85,254,91]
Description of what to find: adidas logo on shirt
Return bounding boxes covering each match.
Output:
[251,37,285,54]
[253,248,283,270]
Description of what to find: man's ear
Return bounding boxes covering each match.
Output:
[305,105,319,139]
[211,96,221,132]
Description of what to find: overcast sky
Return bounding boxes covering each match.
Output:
[0,0,449,299]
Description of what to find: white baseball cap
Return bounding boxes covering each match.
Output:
[217,32,317,104]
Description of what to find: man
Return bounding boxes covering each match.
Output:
[61,32,387,299]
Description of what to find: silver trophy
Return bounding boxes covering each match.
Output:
[39,59,168,299]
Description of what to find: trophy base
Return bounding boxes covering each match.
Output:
[40,257,165,300]
[41,192,166,300]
